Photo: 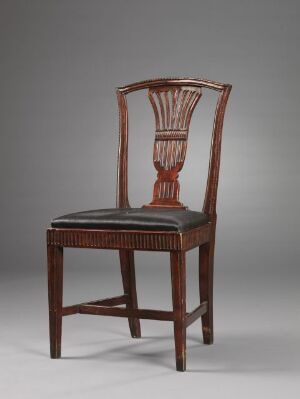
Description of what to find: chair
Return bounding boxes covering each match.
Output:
[47,77,232,371]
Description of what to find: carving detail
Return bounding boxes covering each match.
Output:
[144,86,202,208]
[47,224,211,251]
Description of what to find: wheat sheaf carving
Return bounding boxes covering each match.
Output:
[144,86,202,208]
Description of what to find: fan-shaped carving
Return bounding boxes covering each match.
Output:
[144,86,202,208]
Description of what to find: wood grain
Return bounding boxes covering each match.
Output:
[119,250,141,338]
[170,251,186,371]
[47,224,211,252]
[144,86,202,208]
[47,245,63,358]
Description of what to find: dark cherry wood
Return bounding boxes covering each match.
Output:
[145,86,202,208]
[199,226,216,344]
[47,77,232,371]
[186,301,208,328]
[119,250,141,338]
[47,245,63,359]
[79,306,175,321]
[62,294,129,316]
[170,251,186,371]
[47,224,211,251]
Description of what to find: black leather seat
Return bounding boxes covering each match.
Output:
[51,208,209,232]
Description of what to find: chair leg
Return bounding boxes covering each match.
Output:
[47,245,63,358]
[119,250,141,338]
[170,251,186,371]
[199,240,215,344]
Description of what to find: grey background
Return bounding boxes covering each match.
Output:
[1,0,299,398]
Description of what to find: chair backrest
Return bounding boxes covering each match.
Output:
[116,77,232,219]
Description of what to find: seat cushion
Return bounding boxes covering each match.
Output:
[51,208,209,232]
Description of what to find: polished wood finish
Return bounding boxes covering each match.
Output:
[119,250,141,338]
[47,224,211,251]
[62,294,129,316]
[79,306,175,321]
[47,245,63,359]
[186,301,208,328]
[47,77,232,371]
[170,251,186,371]
[145,86,202,208]
[116,77,231,213]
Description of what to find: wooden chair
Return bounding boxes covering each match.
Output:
[47,77,232,371]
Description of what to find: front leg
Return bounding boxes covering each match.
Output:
[48,245,63,358]
[170,251,186,371]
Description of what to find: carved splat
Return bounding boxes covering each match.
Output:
[144,86,202,209]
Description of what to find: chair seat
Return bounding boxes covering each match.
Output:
[51,208,209,232]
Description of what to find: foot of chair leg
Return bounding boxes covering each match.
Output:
[49,310,62,358]
[50,350,61,359]
[202,326,214,345]
[174,323,186,371]
[176,356,186,372]
[128,319,141,338]
[173,317,186,371]
[50,335,61,358]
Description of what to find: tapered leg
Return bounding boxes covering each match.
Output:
[170,251,186,371]
[199,238,215,344]
[47,245,63,358]
[119,250,141,338]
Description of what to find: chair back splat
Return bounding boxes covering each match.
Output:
[116,78,232,217]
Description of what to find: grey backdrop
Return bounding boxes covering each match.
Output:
[1,1,299,398]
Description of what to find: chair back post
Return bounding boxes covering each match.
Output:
[202,84,232,222]
[116,90,130,208]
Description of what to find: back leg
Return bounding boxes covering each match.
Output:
[119,250,141,338]
[199,240,215,344]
